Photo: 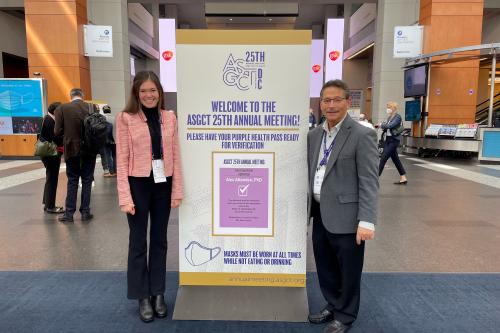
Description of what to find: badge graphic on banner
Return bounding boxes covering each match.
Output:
[213,152,274,237]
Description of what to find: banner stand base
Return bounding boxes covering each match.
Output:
[172,286,309,322]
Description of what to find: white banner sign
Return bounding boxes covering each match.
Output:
[176,31,310,287]
[84,25,113,57]
[159,19,177,92]
[310,39,324,97]
[325,19,345,82]
[393,26,424,58]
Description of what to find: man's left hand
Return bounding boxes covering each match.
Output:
[356,227,375,245]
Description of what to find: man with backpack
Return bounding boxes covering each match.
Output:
[54,88,107,222]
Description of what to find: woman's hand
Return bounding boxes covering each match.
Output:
[171,199,182,208]
[120,204,136,215]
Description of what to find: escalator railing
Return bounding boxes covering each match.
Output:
[475,92,500,125]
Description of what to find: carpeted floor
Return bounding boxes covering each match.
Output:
[0,272,498,333]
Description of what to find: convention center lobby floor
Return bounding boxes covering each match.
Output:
[1,155,499,332]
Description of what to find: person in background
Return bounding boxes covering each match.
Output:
[358,113,375,130]
[377,101,408,185]
[116,71,183,323]
[41,102,64,214]
[102,105,116,177]
[54,88,97,222]
[309,108,317,129]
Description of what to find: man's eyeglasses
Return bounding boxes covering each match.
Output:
[321,97,346,105]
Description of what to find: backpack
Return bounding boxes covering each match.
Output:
[81,104,108,155]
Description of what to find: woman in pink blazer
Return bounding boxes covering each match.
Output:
[116,71,183,323]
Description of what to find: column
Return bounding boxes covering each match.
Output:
[372,0,420,124]
[87,0,130,113]
[25,0,91,103]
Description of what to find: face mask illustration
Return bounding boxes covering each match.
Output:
[185,241,221,266]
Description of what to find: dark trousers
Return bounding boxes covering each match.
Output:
[41,154,61,209]
[312,201,365,325]
[105,144,116,174]
[100,147,108,171]
[64,155,97,216]
[127,174,172,299]
[379,136,406,176]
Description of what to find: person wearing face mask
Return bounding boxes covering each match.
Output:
[116,71,183,323]
[378,102,407,185]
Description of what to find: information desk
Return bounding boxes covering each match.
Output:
[402,136,480,154]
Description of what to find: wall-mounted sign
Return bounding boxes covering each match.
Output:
[0,79,46,134]
[393,26,423,58]
[84,25,113,57]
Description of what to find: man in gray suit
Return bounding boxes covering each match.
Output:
[307,80,379,333]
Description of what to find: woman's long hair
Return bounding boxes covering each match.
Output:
[123,71,165,114]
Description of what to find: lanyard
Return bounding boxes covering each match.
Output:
[319,132,336,167]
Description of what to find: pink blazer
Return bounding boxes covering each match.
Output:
[115,109,184,207]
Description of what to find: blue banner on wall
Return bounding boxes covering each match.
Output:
[0,79,45,134]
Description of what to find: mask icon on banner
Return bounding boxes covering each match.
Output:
[184,241,221,266]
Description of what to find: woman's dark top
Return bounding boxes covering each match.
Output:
[41,115,63,146]
[142,106,162,159]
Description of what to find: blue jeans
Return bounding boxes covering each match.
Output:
[64,155,97,216]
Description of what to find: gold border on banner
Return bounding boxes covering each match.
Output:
[180,272,306,287]
[176,30,312,45]
[212,151,275,237]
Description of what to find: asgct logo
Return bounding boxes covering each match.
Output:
[222,52,265,91]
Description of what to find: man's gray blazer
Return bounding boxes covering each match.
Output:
[307,115,379,234]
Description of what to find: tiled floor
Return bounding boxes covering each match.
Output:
[1,154,499,272]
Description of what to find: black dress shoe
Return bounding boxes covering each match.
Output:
[81,213,94,221]
[58,215,74,223]
[45,207,65,214]
[323,320,351,333]
[152,294,168,318]
[138,298,154,323]
[308,308,334,324]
